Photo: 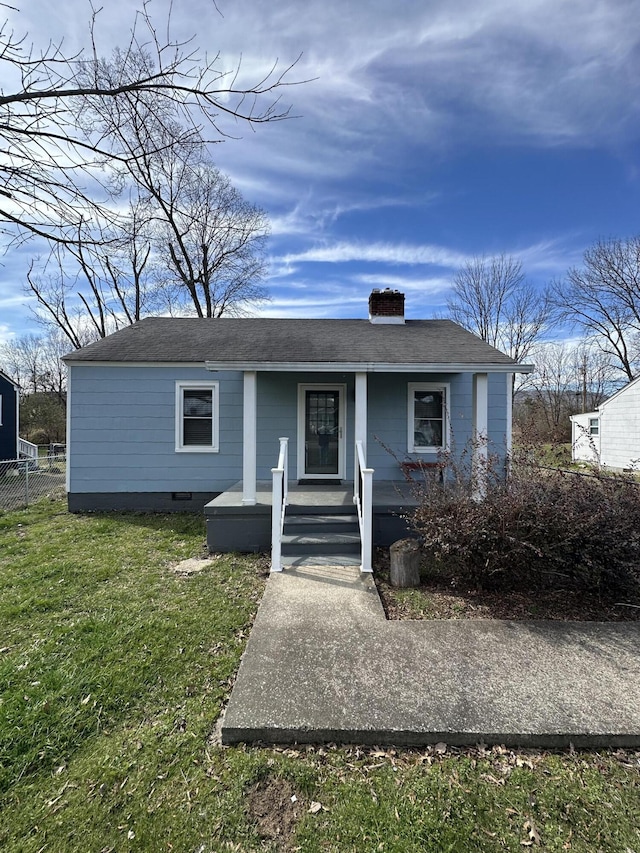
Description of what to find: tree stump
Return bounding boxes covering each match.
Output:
[389,538,421,588]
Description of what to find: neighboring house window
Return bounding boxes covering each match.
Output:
[408,383,449,452]
[175,381,219,452]
[589,417,599,436]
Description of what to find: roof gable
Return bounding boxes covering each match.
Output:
[599,374,640,411]
[0,369,19,389]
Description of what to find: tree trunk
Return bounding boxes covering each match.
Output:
[389,538,421,588]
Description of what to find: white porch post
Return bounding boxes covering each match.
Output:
[354,372,368,487]
[242,370,257,505]
[472,372,489,501]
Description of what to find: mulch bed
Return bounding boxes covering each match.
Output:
[374,551,640,622]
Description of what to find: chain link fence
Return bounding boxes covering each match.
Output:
[0,448,67,511]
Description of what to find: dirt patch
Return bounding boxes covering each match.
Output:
[245,774,303,849]
[374,551,640,622]
[171,556,216,576]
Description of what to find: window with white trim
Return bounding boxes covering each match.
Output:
[589,417,599,436]
[408,383,449,452]
[175,381,219,452]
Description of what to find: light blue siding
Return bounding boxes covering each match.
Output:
[255,373,357,479]
[367,373,477,478]
[488,372,509,466]
[69,365,243,493]
[69,365,510,497]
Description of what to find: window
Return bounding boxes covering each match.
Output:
[589,417,599,436]
[408,383,449,452]
[175,381,219,452]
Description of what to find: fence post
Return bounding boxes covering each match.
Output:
[24,459,29,506]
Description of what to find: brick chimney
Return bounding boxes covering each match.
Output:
[368,288,405,324]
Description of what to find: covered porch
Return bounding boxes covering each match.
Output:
[204,368,501,571]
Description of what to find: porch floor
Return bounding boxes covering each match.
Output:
[206,479,421,510]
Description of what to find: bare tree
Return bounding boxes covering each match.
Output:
[75,45,271,318]
[550,236,640,381]
[515,339,620,442]
[150,159,269,317]
[26,205,160,348]
[26,151,270,340]
[516,341,576,442]
[571,340,616,413]
[0,2,298,246]
[1,328,68,398]
[24,37,273,336]
[447,254,549,363]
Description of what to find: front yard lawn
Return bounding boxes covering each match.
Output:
[1,500,639,852]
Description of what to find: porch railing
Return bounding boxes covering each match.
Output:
[353,439,374,573]
[18,438,38,460]
[270,437,289,572]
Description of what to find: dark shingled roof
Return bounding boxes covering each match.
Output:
[64,317,523,368]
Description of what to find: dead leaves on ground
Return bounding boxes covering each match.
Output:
[521,818,542,846]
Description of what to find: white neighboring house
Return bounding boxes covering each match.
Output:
[571,375,640,470]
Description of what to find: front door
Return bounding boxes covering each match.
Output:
[298,384,346,480]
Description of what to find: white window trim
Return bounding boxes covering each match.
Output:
[175,380,219,453]
[589,417,599,436]
[407,382,450,453]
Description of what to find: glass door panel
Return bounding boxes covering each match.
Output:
[305,390,340,475]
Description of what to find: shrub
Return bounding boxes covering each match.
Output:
[407,448,640,600]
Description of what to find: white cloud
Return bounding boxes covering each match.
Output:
[355,273,452,294]
[281,241,469,267]
[256,292,366,319]
[0,323,16,347]
[511,238,586,275]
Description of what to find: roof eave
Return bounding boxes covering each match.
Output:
[64,358,532,373]
[204,360,533,373]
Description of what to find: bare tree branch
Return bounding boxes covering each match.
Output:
[0,1,302,245]
[550,235,640,380]
[447,253,550,366]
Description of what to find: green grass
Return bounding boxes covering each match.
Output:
[1,499,639,852]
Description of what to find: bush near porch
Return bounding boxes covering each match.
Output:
[407,453,640,602]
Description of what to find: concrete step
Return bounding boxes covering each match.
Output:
[281,532,361,556]
[284,514,359,534]
[281,510,362,560]
[281,554,363,568]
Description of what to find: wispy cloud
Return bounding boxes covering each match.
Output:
[281,241,469,267]
[355,273,452,294]
[512,238,586,276]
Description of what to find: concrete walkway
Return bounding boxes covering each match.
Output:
[221,565,640,748]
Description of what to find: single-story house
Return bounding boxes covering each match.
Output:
[0,369,19,461]
[63,289,531,568]
[571,375,640,470]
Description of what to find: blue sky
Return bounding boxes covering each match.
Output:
[2,0,640,342]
